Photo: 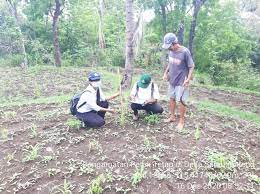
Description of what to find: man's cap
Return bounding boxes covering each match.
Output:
[162,33,178,49]
[138,74,151,88]
[88,72,101,81]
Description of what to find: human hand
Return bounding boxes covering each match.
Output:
[108,109,116,114]
[130,96,136,102]
[163,73,168,81]
[183,78,190,87]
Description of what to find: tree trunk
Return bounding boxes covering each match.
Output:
[177,0,187,45]
[177,21,184,45]
[121,0,135,89]
[160,2,167,34]
[6,0,28,69]
[52,0,62,67]
[98,0,106,49]
[189,0,205,57]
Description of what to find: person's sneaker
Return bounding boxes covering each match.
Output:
[133,114,139,121]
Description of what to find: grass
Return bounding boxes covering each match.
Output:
[194,83,260,97]
[0,94,71,108]
[197,100,260,126]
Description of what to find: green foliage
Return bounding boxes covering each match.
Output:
[66,119,81,130]
[197,100,260,126]
[23,144,41,162]
[88,174,106,194]
[194,127,201,141]
[249,175,260,184]
[207,150,237,172]
[144,114,160,125]
[51,179,72,194]
[131,163,146,187]
[28,124,38,138]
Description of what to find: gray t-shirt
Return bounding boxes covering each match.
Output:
[168,46,194,87]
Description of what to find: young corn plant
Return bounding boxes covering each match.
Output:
[51,179,72,194]
[131,163,146,187]
[249,175,260,184]
[0,128,9,141]
[207,150,237,173]
[28,124,37,138]
[88,174,106,194]
[23,144,41,162]
[79,163,94,176]
[3,111,16,120]
[48,168,61,177]
[194,127,201,141]
[34,84,42,98]
[142,135,155,152]
[89,139,103,155]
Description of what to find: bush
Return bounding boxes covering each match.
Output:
[209,60,260,91]
[0,54,23,67]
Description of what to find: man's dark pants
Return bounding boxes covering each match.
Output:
[76,101,108,128]
[131,103,163,115]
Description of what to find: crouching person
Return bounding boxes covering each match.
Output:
[130,74,163,120]
[76,72,119,128]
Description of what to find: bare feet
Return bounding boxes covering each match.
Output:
[176,120,185,130]
[163,115,176,123]
[133,114,139,121]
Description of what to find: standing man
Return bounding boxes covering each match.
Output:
[162,33,195,130]
[76,72,119,128]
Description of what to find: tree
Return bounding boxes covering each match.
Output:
[121,0,135,89]
[6,0,28,69]
[188,0,207,57]
[50,0,64,67]
[98,0,106,49]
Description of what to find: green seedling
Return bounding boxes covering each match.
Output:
[48,168,61,177]
[207,151,237,172]
[131,163,146,187]
[41,155,54,164]
[89,139,102,155]
[0,128,9,141]
[34,84,42,98]
[66,119,81,130]
[5,151,16,165]
[88,174,106,194]
[23,144,41,162]
[28,124,37,138]
[249,175,260,184]
[3,111,16,119]
[51,179,72,194]
[194,127,201,140]
[79,164,94,176]
[144,114,160,125]
[142,135,155,152]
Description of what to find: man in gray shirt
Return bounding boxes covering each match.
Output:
[162,33,195,130]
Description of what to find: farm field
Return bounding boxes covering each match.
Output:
[0,66,259,194]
